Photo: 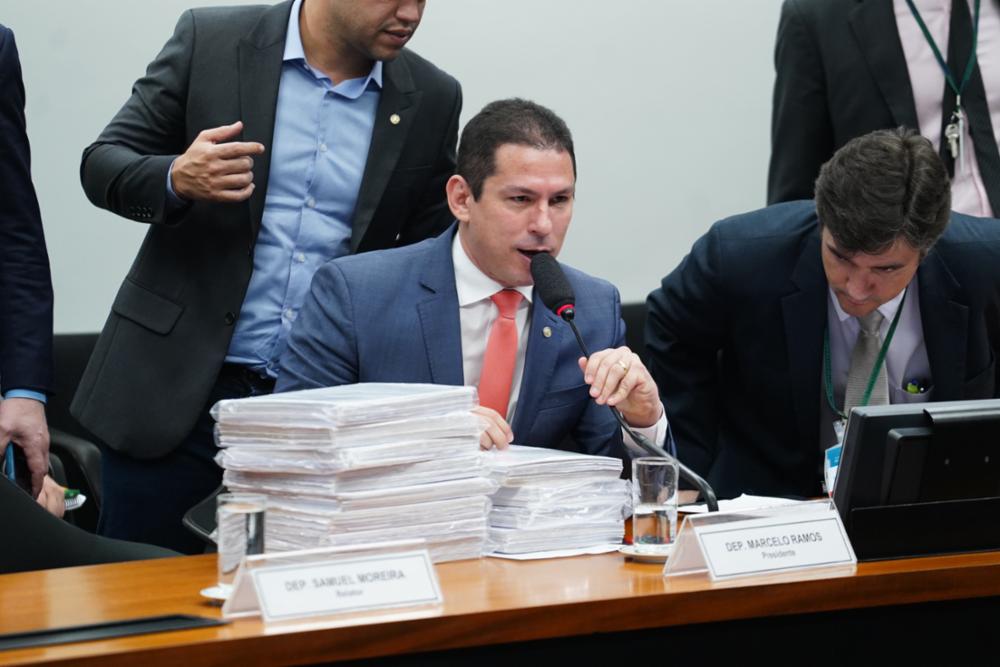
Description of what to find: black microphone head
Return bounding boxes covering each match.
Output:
[530,252,576,320]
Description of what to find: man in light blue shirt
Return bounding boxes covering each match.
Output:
[74,0,461,552]
[221,3,387,376]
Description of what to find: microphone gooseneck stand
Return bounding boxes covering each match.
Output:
[528,252,718,512]
[562,306,718,512]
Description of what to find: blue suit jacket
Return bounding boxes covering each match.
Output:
[0,26,53,395]
[648,201,1000,498]
[277,228,627,460]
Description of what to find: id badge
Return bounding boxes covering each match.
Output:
[823,420,846,496]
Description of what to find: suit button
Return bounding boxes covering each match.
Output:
[224,312,236,325]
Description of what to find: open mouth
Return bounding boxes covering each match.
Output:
[383,29,412,43]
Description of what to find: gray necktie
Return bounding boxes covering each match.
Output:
[844,310,889,412]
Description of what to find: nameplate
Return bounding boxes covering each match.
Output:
[694,509,855,580]
[252,550,442,622]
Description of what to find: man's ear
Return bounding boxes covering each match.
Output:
[446,174,473,223]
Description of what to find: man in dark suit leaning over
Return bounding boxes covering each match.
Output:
[648,128,1000,499]
[0,24,54,501]
[72,0,461,552]
[277,99,668,458]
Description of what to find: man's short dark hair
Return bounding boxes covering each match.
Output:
[815,127,951,255]
[456,98,576,199]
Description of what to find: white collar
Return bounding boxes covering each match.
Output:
[452,232,533,307]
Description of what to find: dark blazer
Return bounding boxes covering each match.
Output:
[275,228,628,461]
[71,2,461,458]
[768,0,1000,208]
[646,201,1000,498]
[0,25,53,395]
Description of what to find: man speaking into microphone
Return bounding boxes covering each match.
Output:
[276,98,666,457]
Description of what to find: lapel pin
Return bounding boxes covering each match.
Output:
[389,113,401,125]
[542,326,552,338]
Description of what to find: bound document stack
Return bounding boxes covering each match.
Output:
[484,445,628,557]
[212,383,496,562]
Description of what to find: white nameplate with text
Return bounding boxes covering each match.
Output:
[252,550,442,622]
[695,509,855,580]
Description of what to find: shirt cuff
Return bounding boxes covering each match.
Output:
[4,389,47,404]
[165,157,187,209]
[622,409,670,457]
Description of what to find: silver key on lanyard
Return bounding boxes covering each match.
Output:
[945,96,965,165]
[945,118,960,160]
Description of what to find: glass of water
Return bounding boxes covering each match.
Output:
[631,457,678,555]
[217,492,267,591]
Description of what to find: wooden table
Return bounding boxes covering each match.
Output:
[2,550,1000,666]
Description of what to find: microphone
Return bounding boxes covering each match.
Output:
[530,252,719,512]
[531,252,590,355]
[530,251,576,320]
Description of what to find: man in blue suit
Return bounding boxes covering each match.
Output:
[648,128,1000,499]
[277,99,666,457]
[0,24,54,499]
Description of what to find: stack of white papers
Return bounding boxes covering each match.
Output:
[483,446,628,557]
[213,383,494,562]
[213,383,477,427]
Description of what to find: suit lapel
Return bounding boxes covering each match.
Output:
[918,250,969,399]
[415,230,464,385]
[351,56,421,251]
[849,0,920,129]
[510,298,564,437]
[781,229,828,446]
[238,0,293,243]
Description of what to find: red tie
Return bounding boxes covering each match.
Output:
[478,289,523,419]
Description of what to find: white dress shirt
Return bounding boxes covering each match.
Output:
[827,281,933,407]
[820,280,932,451]
[453,234,533,421]
[451,234,666,452]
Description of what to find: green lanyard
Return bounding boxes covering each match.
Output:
[905,0,981,102]
[823,290,907,421]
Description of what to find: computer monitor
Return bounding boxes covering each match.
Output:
[832,399,1000,559]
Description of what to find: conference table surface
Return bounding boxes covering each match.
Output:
[3,548,1000,666]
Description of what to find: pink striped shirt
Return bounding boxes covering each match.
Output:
[895,0,1000,216]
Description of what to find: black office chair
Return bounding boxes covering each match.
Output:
[47,333,103,532]
[621,302,647,360]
